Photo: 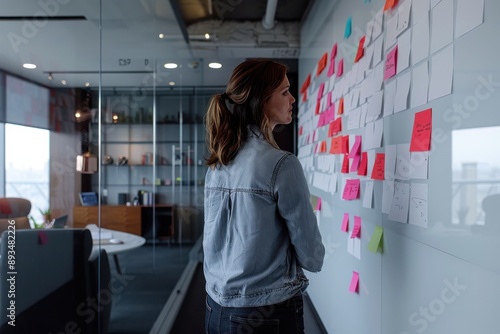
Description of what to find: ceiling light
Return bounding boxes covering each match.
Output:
[23,63,36,69]
[164,63,178,69]
[169,81,175,86]
[48,73,53,80]
[159,33,165,39]
[75,111,81,118]
[85,82,90,87]
[208,62,222,69]
[61,80,67,85]
[204,33,210,39]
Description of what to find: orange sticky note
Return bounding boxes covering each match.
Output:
[337,58,344,77]
[384,0,398,11]
[337,97,344,115]
[330,136,343,154]
[349,271,359,293]
[358,152,368,176]
[371,153,385,180]
[320,140,327,153]
[410,108,432,152]
[341,213,349,232]
[342,179,360,200]
[300,74,311,94]
[384,45,398,80]
[354,36,366,63]
[351,216,361,238]
[317,52,328,76]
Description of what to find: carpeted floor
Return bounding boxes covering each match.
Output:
[107,242,193,334]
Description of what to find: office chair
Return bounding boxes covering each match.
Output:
[0,197,31,234]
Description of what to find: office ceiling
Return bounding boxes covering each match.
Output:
[0,0,310,89]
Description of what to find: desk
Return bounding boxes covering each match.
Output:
[86,224,146,274]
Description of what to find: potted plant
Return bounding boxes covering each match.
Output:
[39,208,52,225]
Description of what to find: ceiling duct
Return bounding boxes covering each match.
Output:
[262,0,278,30]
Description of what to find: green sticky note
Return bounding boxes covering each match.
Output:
[368,225,383,253]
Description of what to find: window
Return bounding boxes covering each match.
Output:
[5,124,50,224]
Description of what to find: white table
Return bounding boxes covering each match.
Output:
[86,224,146,274]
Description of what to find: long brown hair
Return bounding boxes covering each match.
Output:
[205,59,288,167]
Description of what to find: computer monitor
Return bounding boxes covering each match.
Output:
[79,192,98,206]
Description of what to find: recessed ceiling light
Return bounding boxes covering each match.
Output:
[61,80,67,85]
[23,63,36,69]
[169,81,175,86]
[159,33,165,39]
[204,33,210,39]
[85,82,90,87]
[208,62,222,69]
[164,63,178,69]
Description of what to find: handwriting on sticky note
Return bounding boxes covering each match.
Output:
[371,153,385,180]
[384,45,398,80]
[342,179,360,200]
[349,271,359,293]
[410,108,432,152]
[351,216,361,238]
[341,213,349,232]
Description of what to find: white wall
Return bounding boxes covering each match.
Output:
[299,0,500,333]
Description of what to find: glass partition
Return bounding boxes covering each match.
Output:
[0,1,219,332]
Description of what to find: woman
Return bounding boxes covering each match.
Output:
[203,59,325,334]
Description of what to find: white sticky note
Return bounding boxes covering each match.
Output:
[410,151,429,179]
[382,180,395,214]
[410,61,429,108]
[409,183,428,228]
[397,29,411,74]
[363,181,374,209]
[455,0,484,39]
[430,0,454,54]
[428,45,454,101]
[385,144,397,181]
[412,0,430,24]
[383,79,397,117]
[411,14,430,65]
[388,181,410,223]
[394,71,411,113]
[395,143,411,180]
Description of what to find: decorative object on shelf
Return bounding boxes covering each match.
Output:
[38,207,52,227]
[76,92,98,174]
[117,156,128,165]
[103,155,114,165]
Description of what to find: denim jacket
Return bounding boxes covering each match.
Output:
[203,126,325,307]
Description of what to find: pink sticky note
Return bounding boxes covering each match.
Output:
[342,179,361,200]
[349,271,359,293]
[337,58,344,77]
[348,135,362,158]
[316,198,322,211]
[317,82,325,100]
[350,154,361,172]
[384,45,398,80]
[351,216,361,238]
[38,231,48,245]
[341,213,349,232]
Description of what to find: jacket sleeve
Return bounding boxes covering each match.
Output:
[273,153,325,272]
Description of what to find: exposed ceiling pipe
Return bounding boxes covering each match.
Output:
[262,0,278,30]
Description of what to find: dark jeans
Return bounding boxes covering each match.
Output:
[205,293,305,334]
